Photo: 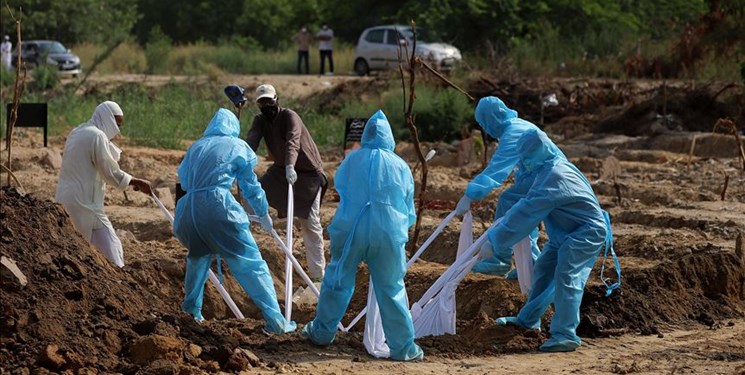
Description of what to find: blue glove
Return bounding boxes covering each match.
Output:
[286,165,297,185]
[454,195,472,216]
[258,214,274,233]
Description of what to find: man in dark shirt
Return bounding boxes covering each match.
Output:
[246,84,327,280]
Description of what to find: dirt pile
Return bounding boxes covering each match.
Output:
[468,77,743,139]
[0,187,285,373]
[0,186,553,373]
[579,250,745,336]
[597,87,742,136]
[0,187,168,371]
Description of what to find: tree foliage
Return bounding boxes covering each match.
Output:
[0,0,138,44]
[0,0,739,59]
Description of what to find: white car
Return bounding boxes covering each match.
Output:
[353,25,462,76]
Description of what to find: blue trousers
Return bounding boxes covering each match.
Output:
[304,229,423,361]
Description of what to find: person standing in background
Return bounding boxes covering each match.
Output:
[1,35,12,69]
[316,24,334,75]
[293,26,313,74]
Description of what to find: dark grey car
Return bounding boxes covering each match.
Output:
[12,40,81,76]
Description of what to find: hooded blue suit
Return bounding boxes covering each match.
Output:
[302,110,423,361]
[468,96,566,277]
[174,108,295,334]
[489,129,609,352]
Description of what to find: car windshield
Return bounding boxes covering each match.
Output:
[36,42,67,54]
[399,27,440,44]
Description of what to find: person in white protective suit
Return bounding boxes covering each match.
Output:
[55,101,153,267]
[302,110,424,361]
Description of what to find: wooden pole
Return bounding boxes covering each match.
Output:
[720,174,729,201]
[396,22,430,250]
[686,135,697,171]
[6,10,25,187]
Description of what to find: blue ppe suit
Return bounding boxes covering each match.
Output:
[174,108,295,334]
[467,96,566,276]
[488,129,609,352]
[302,110,423,361]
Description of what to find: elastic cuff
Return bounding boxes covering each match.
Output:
[118,172,132,191]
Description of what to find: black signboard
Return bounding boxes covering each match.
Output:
[343,117,367,152]
[6,103,48,147]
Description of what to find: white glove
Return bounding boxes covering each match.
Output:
[258,214,274,233]
[454,196,472,216]
[286,164,297,185]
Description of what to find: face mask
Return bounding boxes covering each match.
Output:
[260,106,279,120]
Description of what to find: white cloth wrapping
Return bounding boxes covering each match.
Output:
[411,217,532,338]
[513,236,534,295]
[363,212,473,356]
[411,228,490,338]
[55,102,131,243]
[362,280,389,358]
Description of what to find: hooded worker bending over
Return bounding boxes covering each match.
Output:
[174,108,296,334]
[56,101,152,268]
[302,110,423,361]
[455,96,565,278]
[488,129,613,352]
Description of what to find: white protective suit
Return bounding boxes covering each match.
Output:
[55,101,131,267]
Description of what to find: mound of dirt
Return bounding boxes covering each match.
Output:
[597,88,741,136]
[3,184,743,372]
[0,187,174,371]
[0,187,288,373]
[579,250,745,336]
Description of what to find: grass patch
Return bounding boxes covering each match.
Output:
[72,40,357,76]
[7,75,473,152]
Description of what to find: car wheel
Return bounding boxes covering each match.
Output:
[354,58,369,76]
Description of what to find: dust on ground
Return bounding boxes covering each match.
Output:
[2,74,744,374]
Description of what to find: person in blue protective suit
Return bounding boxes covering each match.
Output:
[455,96,566,278]
[302,110,424,361]
[174,108,296,334]
[488,129,614,352]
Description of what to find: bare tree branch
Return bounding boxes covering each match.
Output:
[5,8,26,188]
[397,21,429,250]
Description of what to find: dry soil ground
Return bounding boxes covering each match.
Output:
[1,74,744,374]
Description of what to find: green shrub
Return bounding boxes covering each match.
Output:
[31,64,59,90]
[145,27,173,74]
[415,89,473,142]
[0,65,15,87]
[334,84,473,144]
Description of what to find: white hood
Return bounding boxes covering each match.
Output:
[90,101,122,140]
